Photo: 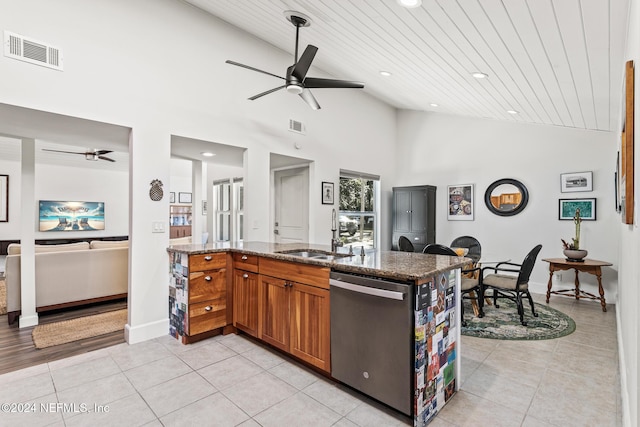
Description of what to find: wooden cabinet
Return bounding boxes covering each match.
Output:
[258,258,331,372]
[170,205,192,238]
[392,185,436,252]
[233,268,259,337]
[187,253,227,336]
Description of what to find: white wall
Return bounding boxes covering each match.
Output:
[619,0,640,425]
[0,159,129,239]
[396,110,619,300]
[0,0,397,342]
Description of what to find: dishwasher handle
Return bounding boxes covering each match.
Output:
[330,279,406,301]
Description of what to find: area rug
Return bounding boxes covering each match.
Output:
[32,309,127,349]
[0,279,6,316]
[461,299,575,340]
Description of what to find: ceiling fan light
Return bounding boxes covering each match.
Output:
[286,84,304,95]
[397,0,422,8]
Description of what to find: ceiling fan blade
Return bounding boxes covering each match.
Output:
[98,156,116,162]
[225,60,286,81]
[249,85,286,100]
[299,89,321,110]
[291,45,318,81]
[93,150,113,156]
[303,77,364,89]
[42,149,84,155]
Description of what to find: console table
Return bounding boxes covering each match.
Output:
[542,258,612,312]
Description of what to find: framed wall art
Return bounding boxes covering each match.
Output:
[170,192,175,203]
[322,182,334,205]
[560,171,593,193]
[178,192,192,204]
[448,184,474,221]
[0,174,7,222]
[559,198,596,221]
[39,200,105,231]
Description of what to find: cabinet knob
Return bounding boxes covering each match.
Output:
[241,255,248,260]
[204,276,211,281]
[205,306,212,312]
[243,273,249,279]
[204,256,212,261]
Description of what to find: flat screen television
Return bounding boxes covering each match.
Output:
[39,200,105,232]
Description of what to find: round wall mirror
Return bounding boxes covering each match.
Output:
[484,178,529,216]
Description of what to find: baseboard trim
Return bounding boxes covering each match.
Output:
[124,317,169,345]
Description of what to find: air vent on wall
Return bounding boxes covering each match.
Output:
[3,31,63,71]
[289,119,305,134]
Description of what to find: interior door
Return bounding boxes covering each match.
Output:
[274,167,309,243]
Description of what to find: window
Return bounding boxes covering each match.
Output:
[339,170,379,249]
[213,178,243,242]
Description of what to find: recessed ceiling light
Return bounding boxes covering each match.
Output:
[507,110,519,115]
[397,0,422,8]
[430,103,439,107]
[379,71,392,77]
[201,152,215,157]
[471,72,488,79]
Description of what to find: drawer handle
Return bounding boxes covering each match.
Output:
[204,256,212,261]
[204,276,212,281]
[241,255,248,260]
[243,274,249,279]
[205,306,212,311]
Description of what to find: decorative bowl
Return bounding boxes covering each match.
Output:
[563,249,588,261]
[453,247,469,256]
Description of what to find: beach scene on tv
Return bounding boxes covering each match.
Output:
[39,201,105,232]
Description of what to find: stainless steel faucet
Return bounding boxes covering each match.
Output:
[331,208,343,253]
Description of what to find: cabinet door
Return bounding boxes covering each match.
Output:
[233,269,259,337]
[259,275,290,352]
[289,282,331,372]
[393,189,411,232]
[409,189,427,233]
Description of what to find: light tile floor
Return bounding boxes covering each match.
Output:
[0,293,621,426]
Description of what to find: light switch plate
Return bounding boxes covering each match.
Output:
[152,221,165,233]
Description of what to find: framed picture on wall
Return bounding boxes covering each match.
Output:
[447,184,474,221]
[0,174,8,222]
[559,198,596,220]
[560,171,593,192]
[178,192,192,204]
[322,182,334,205]
[170,192,175,203]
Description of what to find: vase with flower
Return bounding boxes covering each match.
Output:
[561,208,588,262]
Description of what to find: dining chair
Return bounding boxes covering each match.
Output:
[422,243,482,326]
[398,235,415,252]
[480,244,543,326]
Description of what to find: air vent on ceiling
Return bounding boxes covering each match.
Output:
[289,119,305,134]
[4,31,63,71]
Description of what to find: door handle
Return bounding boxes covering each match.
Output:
[204,305,212,312]
[204,276,211,281]
[274,230,279,235]
[329,279,406,300]
[241,255,248,260]
[243,274,249,279]
[204,256,212,261]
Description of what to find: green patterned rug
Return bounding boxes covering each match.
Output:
[461,299,576,340]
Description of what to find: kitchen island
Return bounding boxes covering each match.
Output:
[167,241,469,426]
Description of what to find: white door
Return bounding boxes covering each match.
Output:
[274,167,309,243]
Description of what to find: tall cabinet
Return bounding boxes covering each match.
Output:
[392,185,436,252]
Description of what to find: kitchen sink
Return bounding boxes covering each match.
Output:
[277,249,351,260]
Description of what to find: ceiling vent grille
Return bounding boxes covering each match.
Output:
[3,31,63,71]
[289,119,305,134]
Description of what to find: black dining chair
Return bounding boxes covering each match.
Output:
[450,236,481,264]
[480,244,543,326]
[422,244,482,326]
[398,236,415,252]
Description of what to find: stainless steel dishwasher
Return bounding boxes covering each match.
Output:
[330,270,414,416]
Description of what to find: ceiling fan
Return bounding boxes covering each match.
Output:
[225,11,364,110]
[42,148,116,162]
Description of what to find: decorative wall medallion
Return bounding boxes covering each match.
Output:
[149,179,164,201]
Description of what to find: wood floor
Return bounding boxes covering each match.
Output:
[0,299,127,376]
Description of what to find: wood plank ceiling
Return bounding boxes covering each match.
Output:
[184,0,629,132]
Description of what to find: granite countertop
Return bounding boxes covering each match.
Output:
[167,241,469,282]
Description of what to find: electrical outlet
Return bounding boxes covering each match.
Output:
[554,272,562,281]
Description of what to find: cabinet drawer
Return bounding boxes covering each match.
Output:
[233,252,259,273]
[189,269,226,303]
[189,299,226,335]
[259,258,330,289]
[190,252,226,272]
